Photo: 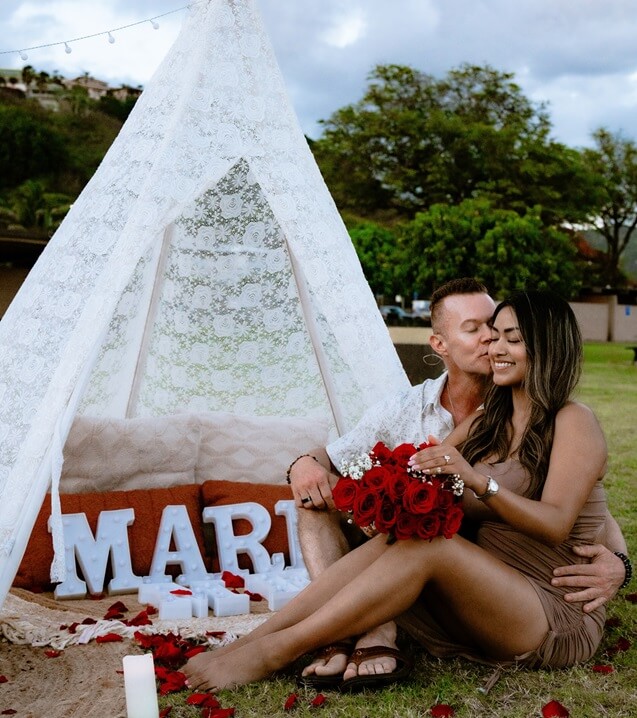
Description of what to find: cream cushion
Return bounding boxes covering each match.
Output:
[61,412,330,492]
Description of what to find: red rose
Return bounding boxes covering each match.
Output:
[403,480,439,515]
[416,512,442,541]
[371,442,393,463]
[360,465,390,491]
[440,504,464,539]
[393,510,419,540]
[436,485,455,509]
[385,470,411,502]
[388,443,416,468]
[353,488,381,526]
[333,477,359,512]
[375,494,398,533]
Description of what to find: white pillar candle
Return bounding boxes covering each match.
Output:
[122,654,159,718]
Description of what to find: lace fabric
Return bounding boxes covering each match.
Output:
[0,0,408,604]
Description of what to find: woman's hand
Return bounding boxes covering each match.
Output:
[408,436,482,494]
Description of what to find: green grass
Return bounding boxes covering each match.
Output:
[162,343,637,717]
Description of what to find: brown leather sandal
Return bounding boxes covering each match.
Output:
[298,641,353,689]
[339,646,413,692]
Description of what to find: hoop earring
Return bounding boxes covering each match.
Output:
[423,353,443,367]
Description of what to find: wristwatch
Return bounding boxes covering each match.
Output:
[474,475,499,501]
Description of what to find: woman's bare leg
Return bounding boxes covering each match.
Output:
[193,534,391,661]
[183,536,549,691]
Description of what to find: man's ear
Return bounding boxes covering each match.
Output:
[429,332,447,358]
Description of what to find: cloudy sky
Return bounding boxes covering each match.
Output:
[1,0,636,148]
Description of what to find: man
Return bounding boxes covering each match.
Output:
[289,278,628,689]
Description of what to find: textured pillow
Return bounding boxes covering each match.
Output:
[14,484,204,591]
[196,412,330,485]
[201,479,294,572]
[61,414,200,493]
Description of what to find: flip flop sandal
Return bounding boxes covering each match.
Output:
[339,646,413,693]
[298,641,353,689]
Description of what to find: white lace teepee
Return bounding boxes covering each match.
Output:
[0,0,409,606]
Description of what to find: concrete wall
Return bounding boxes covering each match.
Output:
[571,298,637,342]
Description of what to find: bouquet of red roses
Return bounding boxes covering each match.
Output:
[332,441,464,542]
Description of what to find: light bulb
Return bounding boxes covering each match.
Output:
[19,51,28,61]
[150,19,159,30]
[108,32,115,44]
[64,43,72,54]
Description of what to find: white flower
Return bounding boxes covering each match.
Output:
[339,452,374,480]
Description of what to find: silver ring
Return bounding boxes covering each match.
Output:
[301,497,312,504]
[444,455,451,464]
[436,466,442,474]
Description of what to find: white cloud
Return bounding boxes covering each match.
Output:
[320,6,367,49]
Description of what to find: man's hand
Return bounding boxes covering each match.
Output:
[288,451,338,511]
[552,544,626,613]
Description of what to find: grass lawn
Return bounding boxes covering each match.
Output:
[162,343,637,717]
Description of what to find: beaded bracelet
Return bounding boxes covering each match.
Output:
[614,551,633,590]
[285,454,319,484]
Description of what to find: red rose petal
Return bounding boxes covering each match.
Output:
[158,670,187,695]
[606,636,632,656]
[184,646,207,659]
[202,708,235,718]
[66,622,80,634]
[284,693,298,710]
[431,705,455,717]
[0,676,8,683]
[221,571,245,589]
[605,616,622,628]
[186,693,220,708]
[592,664,614,674]
[96,633,124,644]
[625,592,637,604]
[310,694,326,708]
[44,650,62,658]
[1,710,17,715]
[103,609,125,620]
[108,600,128,613]
[81,617,97,625]
[245,591,264,602]
[206,631,226,638]
[126,610,152,627]
[542,699,570,718]
[170,589,193,596]
[159,708,172,718]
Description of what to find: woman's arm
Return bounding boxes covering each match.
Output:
[410,402,607,547]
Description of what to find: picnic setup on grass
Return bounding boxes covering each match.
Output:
[0,0,410,715]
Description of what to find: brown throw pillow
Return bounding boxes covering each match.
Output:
[14,484,204,591]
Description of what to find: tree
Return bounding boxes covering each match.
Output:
[399,199,582,299]
[348,222,402,299]
[582,129,637,286]
[0,105,67,189]
[313,64,598,226]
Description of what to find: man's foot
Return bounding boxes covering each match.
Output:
[340,622,412,691]
[343,624,398,682]
[340,645,412,692]
[299,642,352,688]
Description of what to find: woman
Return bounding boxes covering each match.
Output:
[184,290,608,691]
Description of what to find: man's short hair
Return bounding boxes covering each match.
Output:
[430,278,490,331]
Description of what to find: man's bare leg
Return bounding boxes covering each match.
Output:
[297,509,353,678]
[298,509,399,680]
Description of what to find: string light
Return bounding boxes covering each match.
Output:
[0,2,201,59]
